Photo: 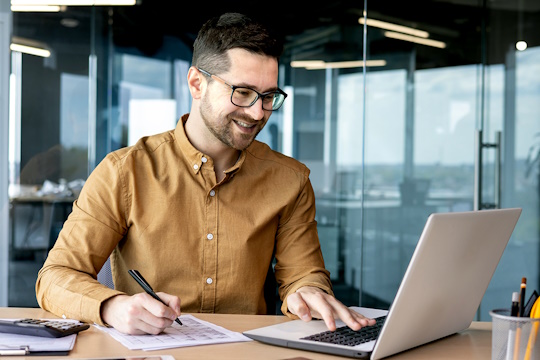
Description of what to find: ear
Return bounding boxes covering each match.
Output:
[187,66,205,100]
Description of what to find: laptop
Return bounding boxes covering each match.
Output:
[244,208,522,359]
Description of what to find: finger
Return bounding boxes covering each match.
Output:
[135,293,177,326]
[308,293,337,331]
[353,311,377,327]
[156,291,182,317]
[324,300,360,330]
[297,292,337,331]
[321,297,376,331]
[118,295,171,334]
[287,292,313,321]
[334,306,374,331]
[129,317,170,335]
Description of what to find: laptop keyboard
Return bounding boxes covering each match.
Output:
[301,316,386,347]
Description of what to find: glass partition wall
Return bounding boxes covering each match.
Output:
[8,6,98,306]
[5,1,540,320]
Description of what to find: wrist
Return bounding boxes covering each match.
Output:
[101,294,127,326]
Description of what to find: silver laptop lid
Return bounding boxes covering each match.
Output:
[243,208,521,359]
[371,208,521,359]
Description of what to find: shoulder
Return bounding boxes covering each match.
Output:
[245,141,310,178]
[108,130,176,163]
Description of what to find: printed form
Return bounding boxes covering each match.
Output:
[95,315,251,350]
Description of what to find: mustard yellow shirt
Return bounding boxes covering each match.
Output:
[36,114,332,325]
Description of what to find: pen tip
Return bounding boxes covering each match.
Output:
[522,277,527,284]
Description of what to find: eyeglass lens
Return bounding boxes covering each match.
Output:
[231,88,285,111]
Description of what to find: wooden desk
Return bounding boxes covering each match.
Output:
[0,308,492,359]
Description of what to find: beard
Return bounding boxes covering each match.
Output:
[199,92,267,151]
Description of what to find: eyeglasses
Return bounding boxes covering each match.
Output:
[198,68,287,111]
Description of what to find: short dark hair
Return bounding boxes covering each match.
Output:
[192,13,283,74]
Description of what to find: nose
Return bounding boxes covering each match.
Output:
[244,97,266,121]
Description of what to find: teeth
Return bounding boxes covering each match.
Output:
[235,120,254,128]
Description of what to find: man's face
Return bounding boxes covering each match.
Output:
[199,48,279,151]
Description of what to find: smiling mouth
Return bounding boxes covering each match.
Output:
[233,119,256,129]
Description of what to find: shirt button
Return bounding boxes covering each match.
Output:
[193,164,199,170]
[207,233,214,240]
[201,157,208,163]
[209,190,216,197]
[206,277,213,284]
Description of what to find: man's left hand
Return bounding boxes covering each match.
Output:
[286,286,376,331]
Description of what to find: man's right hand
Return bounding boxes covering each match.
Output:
[101,293,182,334]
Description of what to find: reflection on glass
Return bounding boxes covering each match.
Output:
[8,7,92,306]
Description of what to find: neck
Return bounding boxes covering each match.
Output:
[212,149,241,181]
[184,114,241,180]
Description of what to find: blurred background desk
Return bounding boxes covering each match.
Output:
[8,188,75,307]
[0,307,492,359]
[9,194,75,259]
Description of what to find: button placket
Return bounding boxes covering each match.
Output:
[201,168,218,312]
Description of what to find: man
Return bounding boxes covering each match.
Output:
[36,12,375,335]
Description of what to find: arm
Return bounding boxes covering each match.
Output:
[275,178,375,330]
[35,153,180,333]
[36,154,126,325]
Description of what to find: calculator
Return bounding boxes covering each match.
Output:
[0,318,90,338]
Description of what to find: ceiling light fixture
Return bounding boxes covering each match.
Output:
[516,41,528,51]
[384,31,446,49]
[359,17,429,38]
[11,0,136,5]
[11,5,62,11]
[10,43,51,57]
[291,60,387,70]
[290,60,326,68]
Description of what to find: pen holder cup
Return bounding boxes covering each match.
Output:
[490,309,540,360]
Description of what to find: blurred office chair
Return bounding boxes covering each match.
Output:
[97,257,115,289]
[264,261,279,315]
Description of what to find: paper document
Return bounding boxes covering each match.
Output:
[0,319,76,353]
[95,314,251,350]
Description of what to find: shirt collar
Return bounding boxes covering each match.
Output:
[175,114,246,176]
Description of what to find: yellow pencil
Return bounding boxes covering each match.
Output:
[524,298,540,360]
[513,327,522,360]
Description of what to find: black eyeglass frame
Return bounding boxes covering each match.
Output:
[197,68,288,111]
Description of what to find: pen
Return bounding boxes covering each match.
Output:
[511,292,519,317]
[506,292,520,360]
[128,269,183,326]
[519,277,527,318]
[513,277,527,360]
